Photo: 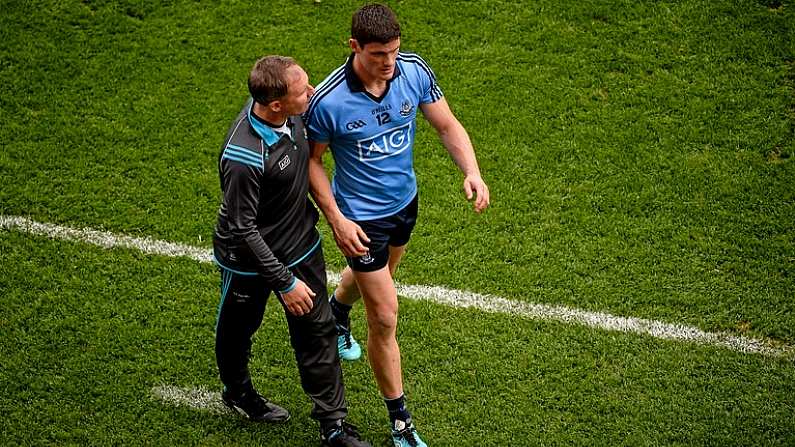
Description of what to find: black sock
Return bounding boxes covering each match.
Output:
[330,294,352,328]
[384,394,411,426]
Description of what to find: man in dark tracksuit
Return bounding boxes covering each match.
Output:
[212,55,371,447]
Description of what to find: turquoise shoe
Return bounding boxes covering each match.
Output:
[336,324,362,361]
[391,419,427,447]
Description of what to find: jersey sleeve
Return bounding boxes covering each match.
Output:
[409,54,444,105]
[220,152,296,292]
[303,101,333,144]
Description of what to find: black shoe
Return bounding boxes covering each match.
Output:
[221,388,290,423]
[320,421,372,447]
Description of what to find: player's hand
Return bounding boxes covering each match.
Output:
[330,216,370,257]
[280,279,316,316]
[464,174,490,213]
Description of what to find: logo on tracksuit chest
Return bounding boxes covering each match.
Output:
[355,121,413,162]
[278,154,291,170]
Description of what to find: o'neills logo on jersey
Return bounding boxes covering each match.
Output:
[356,121,413,162]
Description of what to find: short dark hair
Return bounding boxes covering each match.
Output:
[248,55,297,106]
[351,3,400,47]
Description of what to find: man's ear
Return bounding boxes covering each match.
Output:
[268,99,283,113]
[349,38,361,53]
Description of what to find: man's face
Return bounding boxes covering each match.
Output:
[278,65,314,115]
[352,38,400,82]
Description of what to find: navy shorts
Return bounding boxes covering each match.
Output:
[346,194,418,272]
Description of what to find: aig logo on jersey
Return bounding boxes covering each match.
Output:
[356,121,413,162]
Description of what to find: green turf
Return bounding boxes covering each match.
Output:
[1,0,794,445]
[2,231,794,446]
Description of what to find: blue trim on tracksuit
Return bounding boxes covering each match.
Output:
[247,105,281,147]
[213,256,260,276]
[221,152,263,169]
[215,269,234,331]
[278,276,298,294]
[286,237,321,268]
[222,145,264,169]
[213,235,320,298]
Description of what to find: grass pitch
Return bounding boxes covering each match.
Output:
[1,1,793,446]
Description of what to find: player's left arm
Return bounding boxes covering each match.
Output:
[421,98,490,213]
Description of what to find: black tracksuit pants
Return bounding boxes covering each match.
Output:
[215,246,346,422]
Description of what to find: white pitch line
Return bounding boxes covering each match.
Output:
[151,385,228,414]
[2,214,792,358]
[0,215,213,263]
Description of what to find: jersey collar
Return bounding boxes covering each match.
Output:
[247,100,288,147]
[345,53,402,97]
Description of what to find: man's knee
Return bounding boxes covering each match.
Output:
[367,305,398,336]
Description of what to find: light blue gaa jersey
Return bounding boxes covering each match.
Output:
[304,52,443,221]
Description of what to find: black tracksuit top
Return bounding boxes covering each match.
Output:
[213,98,320,292]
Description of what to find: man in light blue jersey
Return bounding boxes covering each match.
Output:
[304,4,490,447]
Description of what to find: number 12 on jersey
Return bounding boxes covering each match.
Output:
[376,112,391,126]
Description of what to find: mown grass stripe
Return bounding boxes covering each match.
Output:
[2,214,791,358]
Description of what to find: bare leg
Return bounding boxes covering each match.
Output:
[333,266,360,305]
[334,245,407,305]
[354,265,404,399]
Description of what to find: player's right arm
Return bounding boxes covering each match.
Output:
[307,141,370,257]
